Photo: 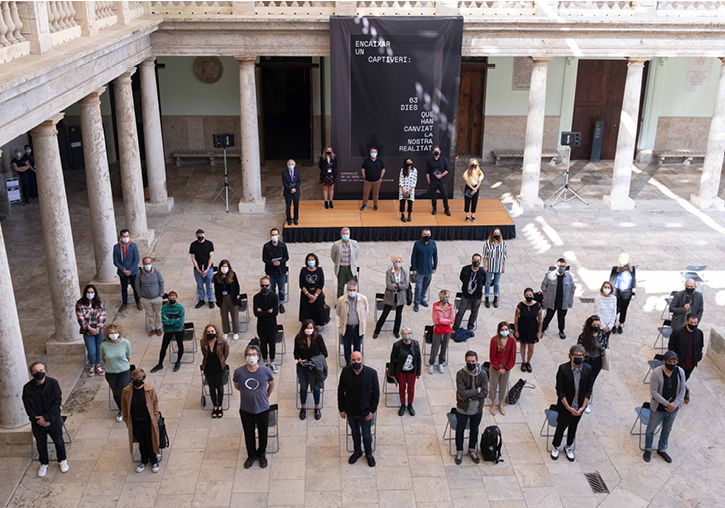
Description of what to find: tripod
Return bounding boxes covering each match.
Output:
[550,147,588,207]
[212,147,238,213]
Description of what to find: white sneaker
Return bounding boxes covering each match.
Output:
[38,464,48,477]
[428,365,434,374]
[136,463,146,473]
[565,446,575,461]
[438,364,446,373]
[232,334,239,341]
[116,412,123,422]
[151,463,160,473]
[59,460,69,473]
[223,333,229,340]
[550,447,560,460]
[270,362,278,374]
[585,405,591,414]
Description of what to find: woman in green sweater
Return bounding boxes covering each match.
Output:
[100,324,132,422]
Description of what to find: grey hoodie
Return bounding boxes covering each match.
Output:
[456,364,488,415]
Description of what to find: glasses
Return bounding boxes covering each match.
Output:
[260,284,270,288]
[572,355,584,359]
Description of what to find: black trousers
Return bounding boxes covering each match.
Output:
[120,274,140,305]
[587,355,603,401]
[399,199,413,213]
[257,320,277,361]
[348,414,374,456]
[106,369,131,410]
[616,290,632,324]
[32,419,66,464]
[552,409,581,448]
[464,192,479,213]
[159,330,184,365]
[542,308,568,333]
[132,419,156,464]
[29,169,38,197]
[374,304,403,335]
[205,370,225,407]
[285,192,300,222]
[430,180,449,211]
[240,409,269,459]
[18,170,32,202]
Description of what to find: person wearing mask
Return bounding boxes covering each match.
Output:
[488,321,516,416]
[254,276,279,373]
[189,229,215,309]
[668,313,703,404]
[430,290,454,374]
[373,254,409,339]
[388,327,421,416]
[282,159,302,225]
[541,258,576,339]
[551,345,593,462]
[294,320,329,420]
[299,253,326,327]
[360,147,385,211]
[609,253,636,334]
[319,146,338,208]
[213,259,241,340]
[514,288,542,373]
[669,279,704,333]
[262,228,289,313]
[596,281,616,342]
[331,227,359,298]
[135,257,165,337]
[234,345,275,469]
[410,228,437,313]
[644,351,686,464]
[200,324,230,418]
[22,144,38,198]
[113,229,142,312]
[11,148,32,204]
[338,351,379,467]
[482,228,507,308]
[22,362,69,477]
[75,284,107,377]
[121,369,160,473]
[426,145,451,216]
[100,324,132,422]
[453,254,486,332]
[336,280,369,366]
[463,158,483,222]
[151,291,185,373]
[398,158,418,222]
[454,351,488,465]
[576,315,608,414]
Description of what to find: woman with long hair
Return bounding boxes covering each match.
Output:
[200,324,230,418]
[100,324,131,422]
[293,319,328,420]
[576,315,608,414]
[488,321,516,415]
[430,289,454,374]
[121,369,160,473]
[514,288,542,372]
[483,227,508,308]
[463,158,484,222]
[609,253,636,335]
[319,146,338,209]
[213,259,241,340]
[596,281,616,342]
[399,157,418,222]
[76,284,107,377]
[299,253,326,327]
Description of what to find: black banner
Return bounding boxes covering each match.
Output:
[330,16,463,199]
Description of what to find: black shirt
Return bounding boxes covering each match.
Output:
[361,157,385,182]
[555,274,564,309]
[131,387,150,422]
[425,157,449,179]
[189,240,215,271]
[459,265,486,299]
[253,291,279,322]
[658,371,679,412]
[22,377,62,426]
[262,241,289,276]
[204,341,223,375]
[352,371,364,416]
[22,153,35,169]
[11,157,27,171]
[399,342,415,372]
[294,335,328,361]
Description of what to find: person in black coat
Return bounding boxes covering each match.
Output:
[338,351,379,467]
[669,280,704,332]
[262,228,289,313]
[254,276,280,373]
[22,362,68,476]
[551,345,593,462]
[318,147,338,209]
[387,328,421,417]
[282,159,302,225]
[668,313,704,403]
[453,254,486,331]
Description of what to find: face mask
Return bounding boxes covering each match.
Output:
[109,333,119,341]
[307,260,316,267]
[352,361,363,371]
[500,330,510,337]
[26,149,31,154]
[493,235,501,240]
[33,371,45,381]
[525,296,534,303]
[197,236,204,242]
[405,163,412,168]
[326,151,332,155]
[557,266,566,274]
[422,236,430,244]
[144,264,152,271]
[342,234,350,241]
[207,333,216,340]
[394,263,402,268]
[247,356,258,365]
[370,152,377,158]
[261,287,270,295]
[87,292,95,300]
[271,235,278,243]
[288,165,294,171]
[440,298,449,304]
[688,323,698,330]
[402,335,411,343]
[686,287,695,294]
[169,299,176,305]
[472,261,480,268]
[305,328,314,335]
[348,291,357,299]
[221,267,229,274]
[622,261,629,266]
[132,379,144,387]
[591,326,600,333]
[573,357,583,366]
[466,363,476,371]
[15,152,22,157]
[433,151,440,156]
[603,288,611,295]
[121,237,130,244]
[664,363,676,372]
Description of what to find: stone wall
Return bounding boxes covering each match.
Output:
[480,115,561,163]
[653,117,711,153]
[706,327,725,376]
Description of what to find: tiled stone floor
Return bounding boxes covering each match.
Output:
[2,157,725,508]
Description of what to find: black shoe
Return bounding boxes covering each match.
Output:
[314,409,321,420]
[374,205,378,211]
[173,363,180,372]
[373,333,379,339]
[258,454,268,468]
[360,205,367,211]
[279,304,285,314]
[657,451,672,463]
[407,404,415,416]
[329,201,333,209]
[444,210,451,217]
[294,219,298,225]
[559,332,567,340]
[398,405,406,417]
[617,325,623,334]
[485,298,490,308]
[432,209,437,216]
[195,300,205,309]
[325,201,329,209]
[493,296,499,308]
[243,456,255,469]
[526,363,532,373]
[407,214,411,222]
[209,301,214,309]
[393,333,400,339]
[287,220,292,226]
[420,300,429,308]
[611,326,618,335]
[643,450,651,462]
[299,408,306,420]
[366,455,376,467]
[401,214,406,222]
[348,452,362,464]
[150,364,163,373]
[413,304,419,313]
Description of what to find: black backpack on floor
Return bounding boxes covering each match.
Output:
[480,425,503,464]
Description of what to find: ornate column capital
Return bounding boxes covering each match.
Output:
[140,57,156,69]
[31,114,65,136]
[79,87,107,105]
[530,57,552,66]
[235,56,257,65]
[113,69,136,84]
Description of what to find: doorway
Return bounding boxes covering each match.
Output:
[456,61,487,156]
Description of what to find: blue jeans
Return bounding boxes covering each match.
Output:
[269,273,285,302]
[297,363,321,406]
[414,272,432,304]
[194,269,214,302]
[455,411,482,452]
[83,332,104,365]
[645,408,678,452]
[342,325,362,366]
[485,272,501,296]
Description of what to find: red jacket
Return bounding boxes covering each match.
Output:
[489,336,516,371]
[432,301,454,334]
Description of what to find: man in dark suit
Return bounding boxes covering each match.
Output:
[669,279,704,332]
[667,313,703,404]
[338,351,379,467]
[113,229,142,312]
[282,159,302,225]
[551,344,593,462]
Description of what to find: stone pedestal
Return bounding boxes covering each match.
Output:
[236,57,266,214]
[604,58,648,210]
[30,114,81,343]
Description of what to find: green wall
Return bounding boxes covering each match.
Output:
[650,57,719,117]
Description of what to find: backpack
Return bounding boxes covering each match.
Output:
[453,328,474,343]
[480,425,503,463]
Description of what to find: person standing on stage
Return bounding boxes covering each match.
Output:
[463,159,484,222]
[282,159,302,225]
[319,146,338,209]
[426,145,451,216]
[263,228,289,314]
[399,158,417,222]
[410,228,437,313]
[331,227,359,298]
[361,147,385,211]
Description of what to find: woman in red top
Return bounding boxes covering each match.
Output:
[488,321,516,415]
[429,290,454,373]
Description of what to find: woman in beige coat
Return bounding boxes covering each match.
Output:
[373,254,409,339]
[121,368,161,473]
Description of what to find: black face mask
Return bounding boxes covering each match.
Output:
[664,363,676,372]
[422,236,430,244]
[261,287,270,295]
[207,333,216,340]
[405,163,412,168]
[590,326,600,333]
[33,371,45,381]
[493,235,501,240]
[685,287,695,294]
[351,362,363,371]
[573,357,583,365]
[132,379,144,387]
[169,300,176,305]
[466,363,476,371]
[326,151,331,155]
[433,151,440,156]
[525,296,534,303]
[197,236,204,242]
[687,323,698,331]
[472,261,480,268]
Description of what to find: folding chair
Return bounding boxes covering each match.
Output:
[265,404,280,454]
[296,371,325,409]
[442,407,469,456]
[345,412,377,453]
[654,325,671,352]
[422,325,448,367]
[382,363,400,408]
[661,291,676,321]
[170,322,198,364]
[339,330,365,367]
[31,415,72,461]
[453,292,478,331]
[275,324,286,365]
[682,265,707,286]
[643,354,665,384]
[539,405,560,452]
[374,293,394,332]
[200,365,232,411]
[631,402,662,450]
[238,294,250,333]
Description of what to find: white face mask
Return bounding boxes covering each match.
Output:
[271,235,279,243]
[304,328,314,335]
[394,263,402,268]
[221,267,229,274]
[87,292,95,300]
[603,288,612,295]
[144,264,152,271]
[246,355,258,365]
[500,330,510,337]
[109,333,119,341]
[370,152,377,158]
[121,237,130,244]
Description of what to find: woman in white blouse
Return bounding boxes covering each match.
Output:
[399,158,418,222]
[595,281,617,341]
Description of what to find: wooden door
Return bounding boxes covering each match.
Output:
[456,64,486,156]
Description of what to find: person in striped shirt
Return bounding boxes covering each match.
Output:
[483,229,507,308]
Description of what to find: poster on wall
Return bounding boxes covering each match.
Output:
[685,57,712,92]
[330,17,463,199]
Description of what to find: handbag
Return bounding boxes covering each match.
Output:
[406,285,413,306]
[157,413,169,449]
[505,378,536,405]
[602,348,611,371]
[464,186,473,198]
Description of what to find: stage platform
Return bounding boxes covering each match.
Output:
[282,199,516,243]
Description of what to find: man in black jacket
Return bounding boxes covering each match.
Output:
[453,253,486,332]
[667,313,703,403]
[254,276,279,373]
[426,146,451,216]
[387,328,421,417]
[22,362,69,477]
[669,279,704,332]
[551,345,593,462]
[338,351,379,467]
[262,228,289,313]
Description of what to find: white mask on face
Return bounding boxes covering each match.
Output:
[304,328,314,335]
[271,235,279,243]
[87,292,95,300]
[121,237,130,244]
[109,333,119,341]
[603,288,612,295]
[221,267,229,274]
[246,355,258,366]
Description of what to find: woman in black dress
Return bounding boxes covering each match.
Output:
[514,287,542,373]
[318,146,338,209]
[299,253,326,327]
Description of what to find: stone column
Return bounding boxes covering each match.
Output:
[79,87,118,284]
[518,57,551,210]
[604,58,649,210]
[691,58,725,210]
[113,70,154,248]
[139,58,174,214]
[31,114,81,344]
[235,57,266,213]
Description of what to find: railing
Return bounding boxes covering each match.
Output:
[95,1,118,30]
[0,1,25,46]
[47,1,80,46]
[151,1,233,15]
[254,1,336,16]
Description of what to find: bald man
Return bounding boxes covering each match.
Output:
[669,279,703,332]
[338,351,379,467]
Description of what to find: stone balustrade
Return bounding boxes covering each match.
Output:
[46,0,81,46]
[0,1,29,63]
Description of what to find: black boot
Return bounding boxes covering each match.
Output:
[493,296,499,308]
[329,201,334,209]
[485,297,490,308]
[324,201,329,209]
[407,213,412,222]
[401,214,406,222]
[398,405,406,417]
